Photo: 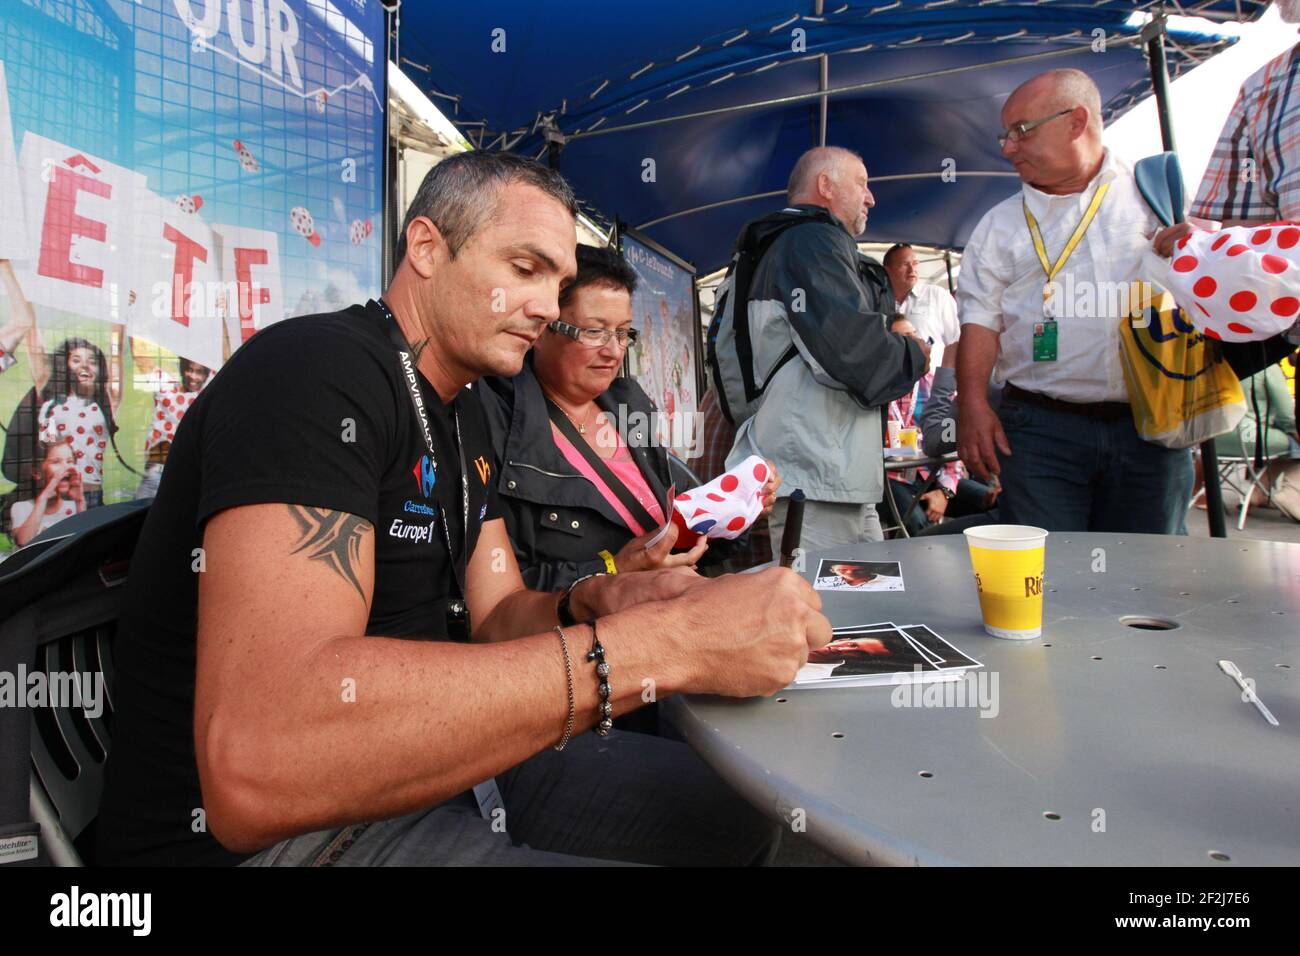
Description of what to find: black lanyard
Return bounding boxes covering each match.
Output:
[374,299,471,597]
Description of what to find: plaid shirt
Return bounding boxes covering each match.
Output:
[1192,43,1300,222]
[886,376,961,493]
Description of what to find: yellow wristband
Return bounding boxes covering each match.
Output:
[598,549,618,574]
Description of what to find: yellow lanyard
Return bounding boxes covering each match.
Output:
[1023,180,1110,315]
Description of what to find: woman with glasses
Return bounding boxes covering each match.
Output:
[479,243,779,591]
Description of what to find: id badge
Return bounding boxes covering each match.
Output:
[1032,320,1058,362]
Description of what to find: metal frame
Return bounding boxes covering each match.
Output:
[564,35,1146,143]
[635,171,1018,232]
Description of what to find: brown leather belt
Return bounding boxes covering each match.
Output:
[1003,383,1131,422]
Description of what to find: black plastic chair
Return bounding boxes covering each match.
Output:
[0,501,149,866]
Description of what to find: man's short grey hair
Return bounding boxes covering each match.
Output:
[1040,68,1103,135]
[397,151,579,262]
[787,146,865,204]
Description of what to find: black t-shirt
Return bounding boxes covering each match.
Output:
[96,301,500,866]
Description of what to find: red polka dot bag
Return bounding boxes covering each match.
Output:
[1161,222,1300,343]
[669,455,769,549]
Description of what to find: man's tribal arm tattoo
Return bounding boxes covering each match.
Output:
[287,506,371,601]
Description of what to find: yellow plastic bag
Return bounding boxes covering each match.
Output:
[1118,282,1245,449]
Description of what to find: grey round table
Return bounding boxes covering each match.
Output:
[666,533,1300,866]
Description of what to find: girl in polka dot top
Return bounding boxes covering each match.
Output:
[29,336,126,508]
[134,357,212,499]
[10,439,86,547]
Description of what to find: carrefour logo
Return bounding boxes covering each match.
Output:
[412,455,436,497]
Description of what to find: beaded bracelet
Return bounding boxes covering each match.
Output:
[587,621,613,736]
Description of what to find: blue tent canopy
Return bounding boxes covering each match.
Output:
[396,1,1265,272]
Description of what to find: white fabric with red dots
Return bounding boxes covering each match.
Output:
[1157,222,1300,343]
[670,455,769,549]
[38,395,108,485]
[144,386,200,451]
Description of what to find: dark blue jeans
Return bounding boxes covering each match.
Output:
[996,396,1191,534]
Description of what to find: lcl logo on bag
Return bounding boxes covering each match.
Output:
[1129,293,1216,381]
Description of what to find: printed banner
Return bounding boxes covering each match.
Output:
[622,232,701,461]
[0,0,385,553]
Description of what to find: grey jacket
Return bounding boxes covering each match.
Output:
[723,206,928,503]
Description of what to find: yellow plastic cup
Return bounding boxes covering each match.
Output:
[963,525,1049,639]
[899,426,918,449]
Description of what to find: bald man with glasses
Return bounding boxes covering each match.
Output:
[956,68,1192,534]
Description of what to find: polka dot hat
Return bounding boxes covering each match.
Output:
[1162,221,1300,343]
[670,455,769,549]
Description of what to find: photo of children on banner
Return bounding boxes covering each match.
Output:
[8,431,86,547]
[133,346,213,500]
[0,261,136,517]
[792,622,982,687]
[814,559,905,592]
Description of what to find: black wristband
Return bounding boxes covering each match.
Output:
[586,621,613,736]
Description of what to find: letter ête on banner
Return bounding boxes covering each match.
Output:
[212,224,282,347]
[126,186,224,372]
[14,132,144,319]
[0,61,29,261]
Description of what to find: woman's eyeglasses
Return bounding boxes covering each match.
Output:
[548,319,639,349]
[997,108,1073,148]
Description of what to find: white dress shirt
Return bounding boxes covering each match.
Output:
[894,281,960,368]
[957,149,1160,403]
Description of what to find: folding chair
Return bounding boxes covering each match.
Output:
[1208,425,1294,531]
[0,501,149,866]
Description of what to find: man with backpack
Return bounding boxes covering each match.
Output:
[709,146,930,550]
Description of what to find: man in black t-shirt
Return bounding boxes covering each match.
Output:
[97,152,832,866]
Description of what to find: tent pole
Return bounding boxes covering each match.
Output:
[816,0,828,147]
[1144,14,1226,538]
[944,249,955,295]
[1149,13,1227,538]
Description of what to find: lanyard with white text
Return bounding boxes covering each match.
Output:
[1022,180,1110,318]
[375,299,471,596]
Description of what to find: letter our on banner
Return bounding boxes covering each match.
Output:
[212,224,282,346]
[0,61,29,261]
[126,184,224,372]
[14,132,146,319]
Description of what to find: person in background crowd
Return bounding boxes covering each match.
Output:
[722,145,929,550]
[1188,0,1300,230]
[957,68,1189,534]
[883,243,961,368]
[10,437,86,547]
[881,319,992,535]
